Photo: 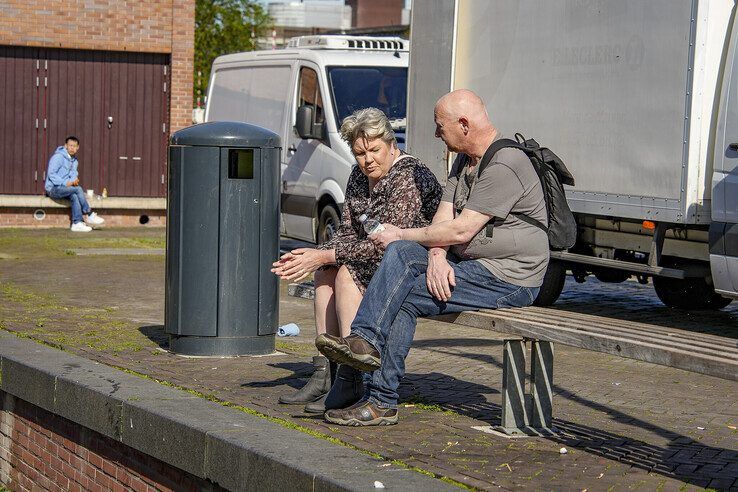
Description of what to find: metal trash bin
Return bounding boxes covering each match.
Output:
[165,121,281,356]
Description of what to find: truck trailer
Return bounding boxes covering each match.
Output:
[407,0,738,309]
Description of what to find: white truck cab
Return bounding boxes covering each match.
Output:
[205,35,409,243]
[711,4,738,299]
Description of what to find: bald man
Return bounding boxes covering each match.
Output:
[317,89,549,426]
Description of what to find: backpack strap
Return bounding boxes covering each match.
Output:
[478,138,524,175]
[510,211,548,233]
[477,138,549,234]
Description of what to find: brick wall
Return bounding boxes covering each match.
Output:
[346,0,404,28]
[0,391,222,492]
[0,208,166,228]
[170,1,195,132]
[0,0,194,131]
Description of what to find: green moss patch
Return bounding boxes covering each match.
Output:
[0,280,151,355]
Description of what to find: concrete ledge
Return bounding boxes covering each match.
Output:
[0,332,455,491]
[0,194,166,210]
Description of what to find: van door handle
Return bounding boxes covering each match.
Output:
[288,144,297,155]
[729,143,738,151]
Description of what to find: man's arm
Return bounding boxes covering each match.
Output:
[425,201,455,301]
[397,207,492,248]
[69,160,79,184]
[426,201,454,253]
[46,156,71,187]
[372,203,493,301]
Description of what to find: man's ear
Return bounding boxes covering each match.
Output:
[459,116,469,134]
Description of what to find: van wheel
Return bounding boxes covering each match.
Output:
[533,260,566,306]
[317,204,340,245]
[652,258,732,310]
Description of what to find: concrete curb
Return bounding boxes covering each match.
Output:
[0,332,457,491]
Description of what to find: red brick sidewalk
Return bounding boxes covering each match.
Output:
[1,228,736,490]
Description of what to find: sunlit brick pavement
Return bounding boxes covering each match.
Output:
[0,229,736,490]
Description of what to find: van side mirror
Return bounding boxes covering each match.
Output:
[295,105,324,140]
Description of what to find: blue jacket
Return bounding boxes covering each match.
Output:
[45,146,79,192]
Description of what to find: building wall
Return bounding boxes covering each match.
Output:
[0,0,193,132]
[268,1,352,30]
[0,391,222,491]
[346,0,404,28]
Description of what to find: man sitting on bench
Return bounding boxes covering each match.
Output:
[316,89,549,426]
[45,136,105,232]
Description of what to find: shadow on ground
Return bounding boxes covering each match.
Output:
[242,362,315,390]
[409,336,738,489]
[555,278,738,338]
[139,325,168,349]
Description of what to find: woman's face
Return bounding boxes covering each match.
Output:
[352,137,395,181]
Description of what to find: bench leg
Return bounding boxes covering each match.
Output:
[498,339,529,435]
[530,340,555,432]
[495,339,556,437]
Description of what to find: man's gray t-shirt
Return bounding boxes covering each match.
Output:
[441,136,549,287]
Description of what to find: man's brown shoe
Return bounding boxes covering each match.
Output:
[324,400,398,426]
[315,334,381,372]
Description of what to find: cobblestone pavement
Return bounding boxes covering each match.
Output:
[0,228,737,490]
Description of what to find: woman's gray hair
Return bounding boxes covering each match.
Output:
[340,107,396,147]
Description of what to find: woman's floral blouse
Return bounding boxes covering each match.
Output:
[318,154,442,292]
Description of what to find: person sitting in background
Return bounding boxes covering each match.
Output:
[45,136,105,232]
[273,107,442,414]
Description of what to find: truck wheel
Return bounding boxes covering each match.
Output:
[317,204,340,245]
[533,260,566,306]
[707,294,733,310]
[652,259,732,310]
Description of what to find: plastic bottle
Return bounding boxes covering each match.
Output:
[101,187,108,198]
[357,213,385,235]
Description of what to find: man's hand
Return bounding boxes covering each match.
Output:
[66,178,80,187]
[426,248,456,302]
[271,248,329,282]
[370,223,403,248]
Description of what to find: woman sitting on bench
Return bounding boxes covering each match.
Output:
[272,107,442,415]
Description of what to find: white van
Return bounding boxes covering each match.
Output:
[205,35,409,243]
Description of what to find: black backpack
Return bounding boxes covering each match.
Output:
[478,133,577,251]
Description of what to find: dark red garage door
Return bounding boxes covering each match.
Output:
[0,46,169,197]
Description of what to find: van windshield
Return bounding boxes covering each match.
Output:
[327,66,407,131]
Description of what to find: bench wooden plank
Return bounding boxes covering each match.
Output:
[442,310,738,381]
[520,306,737,347]
[486,310,738,358]
[478,311,738,362]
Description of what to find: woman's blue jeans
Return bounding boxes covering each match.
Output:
[351,240,540,409]
[48,185,91,224]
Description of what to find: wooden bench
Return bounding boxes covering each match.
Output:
[287,282,738,436]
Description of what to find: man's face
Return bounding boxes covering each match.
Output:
[65,140,79,157]
[434,105,463,153]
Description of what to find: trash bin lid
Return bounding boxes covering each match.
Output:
[170,121,281,148]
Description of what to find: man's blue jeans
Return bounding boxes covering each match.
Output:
[351,240,540,409]
[47,185,91,224]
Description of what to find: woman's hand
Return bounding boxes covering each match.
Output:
[370,223,403,248]
[426,248,456,302]
[271,248,330,281]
